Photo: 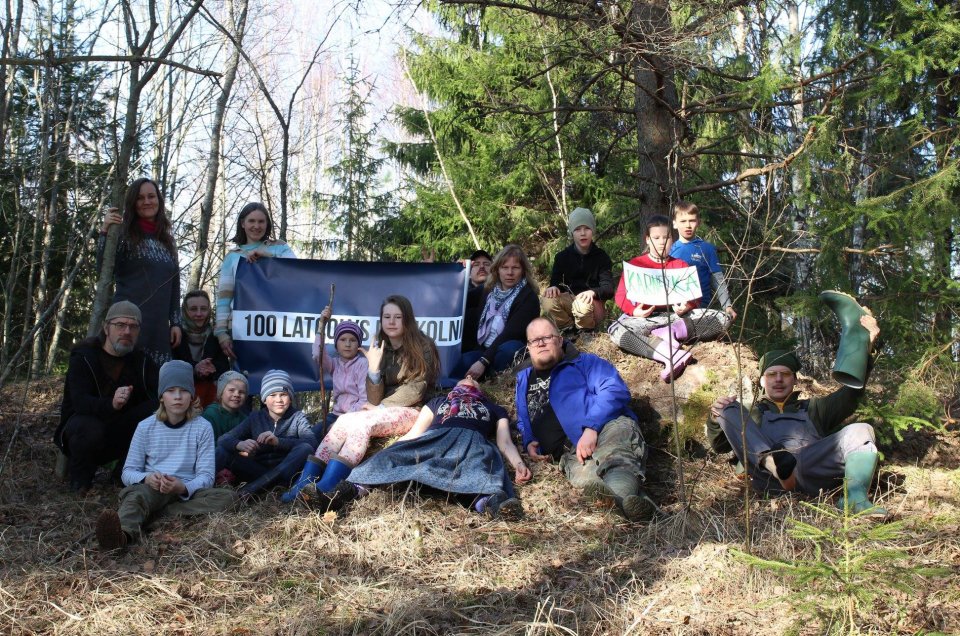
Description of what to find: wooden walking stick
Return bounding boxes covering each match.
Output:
[318,283,336,430]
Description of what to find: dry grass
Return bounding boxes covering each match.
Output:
[1,361,958,635]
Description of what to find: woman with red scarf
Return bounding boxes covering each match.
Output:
[303,377,531,519]
[99,178,182,366]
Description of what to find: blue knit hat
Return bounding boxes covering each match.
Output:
[260,369,293,398]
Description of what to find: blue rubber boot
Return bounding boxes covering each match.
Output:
[315,455,354,493]
[280,456,326,503]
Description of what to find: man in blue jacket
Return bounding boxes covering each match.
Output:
[515,317,653,521]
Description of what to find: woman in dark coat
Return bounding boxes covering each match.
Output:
[99,178,182,366]
[453,244,540,380]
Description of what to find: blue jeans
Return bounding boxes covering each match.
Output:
[452,340,525,379]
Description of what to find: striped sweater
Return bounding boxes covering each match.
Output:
[214,240,296,343]
[121,415,216,498]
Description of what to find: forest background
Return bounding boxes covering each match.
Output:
[0,0,957,431]
[0,1,958,633]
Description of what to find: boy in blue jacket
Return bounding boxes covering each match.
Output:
[515,318,653,521]
[217,369,317,499]
[669,200,736,340]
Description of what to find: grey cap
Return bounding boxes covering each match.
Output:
[260,369,293,398]
[568,207,596,236]
[158,360,195,397]
[105,300,142,324]
[217,371,248,398]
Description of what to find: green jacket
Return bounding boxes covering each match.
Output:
[201,403,245,440]
[705,384,866,455]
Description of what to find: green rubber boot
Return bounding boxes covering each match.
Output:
[837,451,887,517]
[819,290,871,389]
[602,469,655,522]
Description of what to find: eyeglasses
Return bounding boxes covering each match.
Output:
[108,321,140,332]
[527,335,560,348]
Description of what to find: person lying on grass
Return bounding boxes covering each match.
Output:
[95,360,235,550]
[301,377,531,519]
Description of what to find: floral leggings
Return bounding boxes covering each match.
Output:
[314,406,419,465]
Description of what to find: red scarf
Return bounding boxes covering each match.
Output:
[138,218,158,234]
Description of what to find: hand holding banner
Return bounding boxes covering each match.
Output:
[622,262,702,307]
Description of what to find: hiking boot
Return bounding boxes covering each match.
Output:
[582,480,616,501]
[70,479,92,497]
[304,480,359,512]
[95,510,129,551]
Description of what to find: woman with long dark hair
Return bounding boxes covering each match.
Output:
[99,178,181,365]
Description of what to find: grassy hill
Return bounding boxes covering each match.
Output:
[1,339,957,635]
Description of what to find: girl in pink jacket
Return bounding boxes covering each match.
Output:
[311,314,368,435]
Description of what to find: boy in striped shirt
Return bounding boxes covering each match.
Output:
[95,360,235,550]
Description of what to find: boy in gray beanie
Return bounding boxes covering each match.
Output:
[541,207,614,332]
[95,360,235,550]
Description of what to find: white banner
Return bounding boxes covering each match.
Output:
[622,262,702,306]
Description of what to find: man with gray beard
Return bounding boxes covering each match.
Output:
[56,301,159,495]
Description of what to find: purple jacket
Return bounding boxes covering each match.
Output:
[313,345,368,414]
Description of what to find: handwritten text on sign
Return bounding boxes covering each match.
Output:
[622,263,702,306]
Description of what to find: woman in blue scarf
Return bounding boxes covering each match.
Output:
[453,244,540,380]
[303,377,531,519]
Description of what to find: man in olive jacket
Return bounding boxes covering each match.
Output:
[706,313,884,515]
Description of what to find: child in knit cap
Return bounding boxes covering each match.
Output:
[95,360,235,550]
[217,369,317,499]
[202,371,249,440]
[311,306,368,437]
[541,207,614,333]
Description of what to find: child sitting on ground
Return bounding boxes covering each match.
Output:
[217,369,317,499]
[311,309,368,438]
[608,215,702,382]
[95,360,235,550]
[202,371,249,440]
[669,200,737,334]
[540,207,614,333]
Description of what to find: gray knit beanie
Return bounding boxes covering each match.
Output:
[105,300,142,325]
[158,360,195,397]
[260,369,293,398]
[567,207,596,237]
[217,371,248,398]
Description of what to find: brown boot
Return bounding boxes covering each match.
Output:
[95,510,129,550]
